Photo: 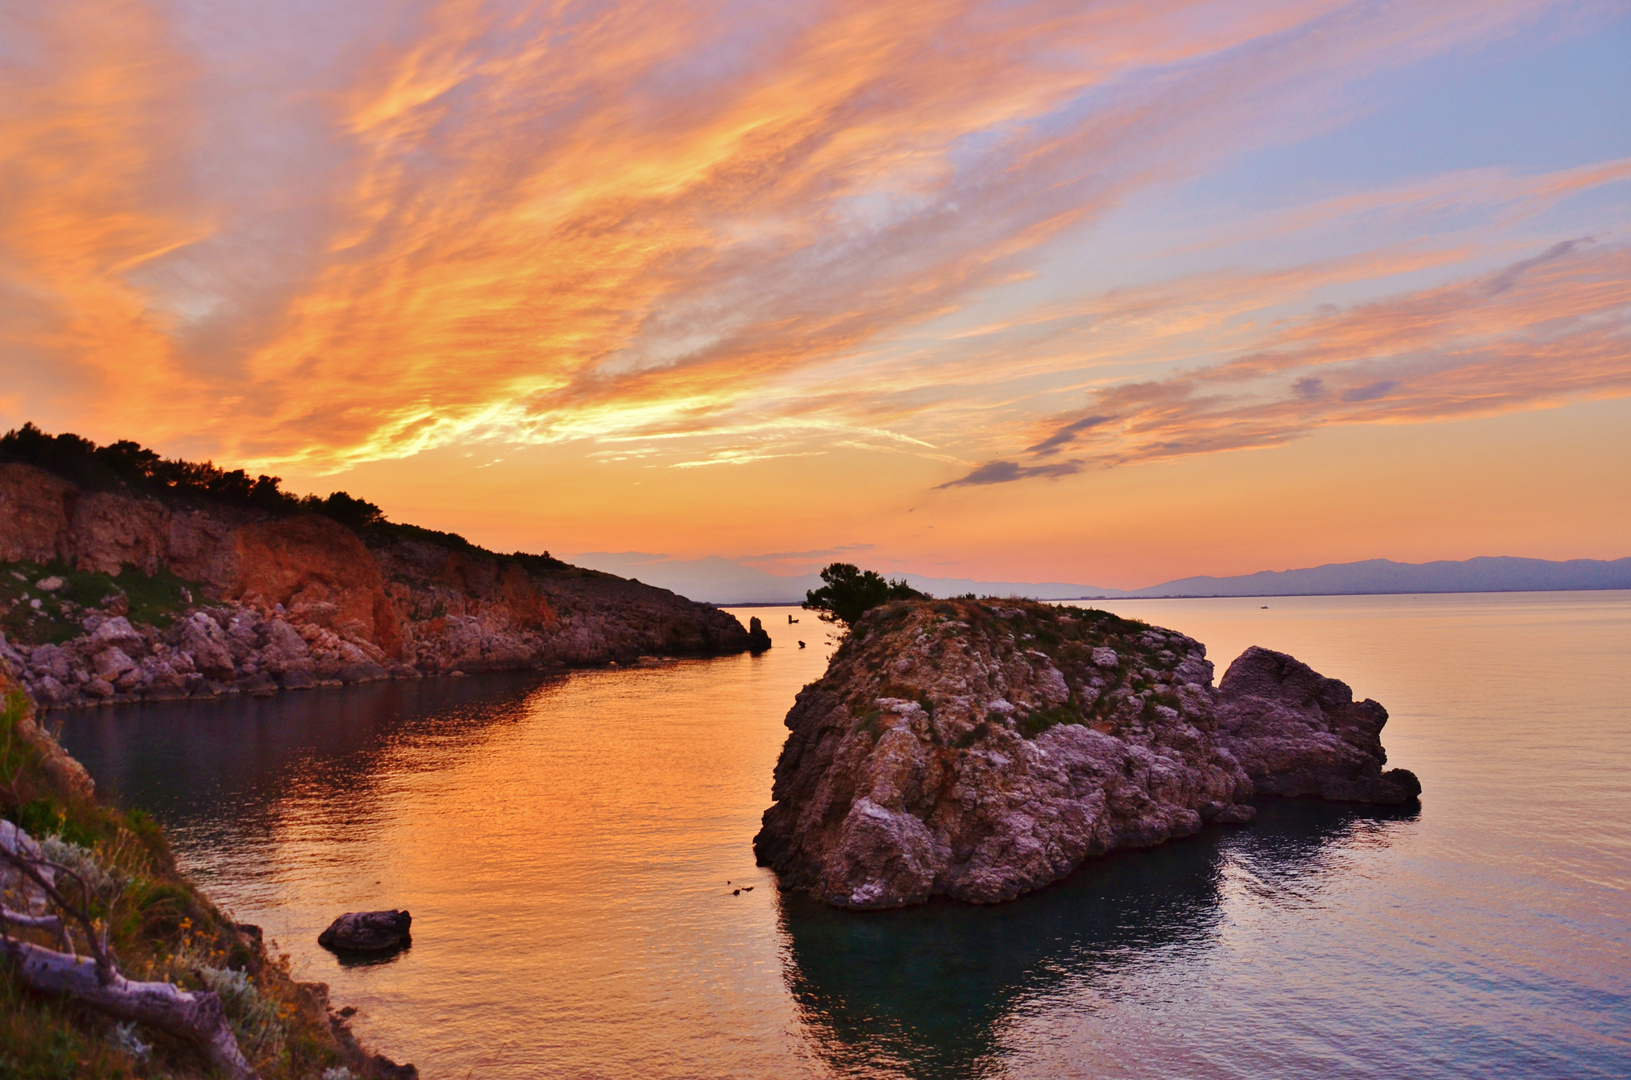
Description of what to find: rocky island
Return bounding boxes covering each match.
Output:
[754,598,1419,909]
[0,426,763,710]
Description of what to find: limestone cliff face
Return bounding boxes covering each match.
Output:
[0,464,398,649]
[0,463,755,708]
[754,598,1418,910]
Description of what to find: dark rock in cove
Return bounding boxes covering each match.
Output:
[318,910,412,953]
[1214,646,1421,804]
[238,671,279,698]
[746,616,773,652]
[754,598,1420,910]
[366,1054,420,1079]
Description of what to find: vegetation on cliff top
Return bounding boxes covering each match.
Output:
[802,562,928,629]
[0,423,568,574]
[1,423,383,531]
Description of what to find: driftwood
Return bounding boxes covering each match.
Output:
[1,836,256,1079]
[0,936,255,1078]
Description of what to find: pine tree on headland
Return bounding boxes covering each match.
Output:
[802,562,926,629]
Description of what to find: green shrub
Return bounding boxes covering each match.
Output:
[1016,703,1083,739]
[198,966,285,1064]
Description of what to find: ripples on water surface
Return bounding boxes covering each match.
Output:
[60,592,1631,1078]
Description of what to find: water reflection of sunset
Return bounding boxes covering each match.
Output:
[59,597,1631,1079]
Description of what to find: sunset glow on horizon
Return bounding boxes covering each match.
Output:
[3,0,1628,588]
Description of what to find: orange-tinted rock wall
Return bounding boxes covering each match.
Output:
[0,462,756,708]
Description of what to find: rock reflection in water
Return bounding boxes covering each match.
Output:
[780,801,1418,1079]
[59,673,550,883]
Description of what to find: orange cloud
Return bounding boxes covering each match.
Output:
[945,238,1631,484]
[0,0,1618,485]
[0,0,210,427]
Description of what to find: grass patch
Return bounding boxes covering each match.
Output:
[955,720,993,749]
[1139,690,1181,721]
[0,560,211,645]
[0,974,137,1080]
[876,683,935,719]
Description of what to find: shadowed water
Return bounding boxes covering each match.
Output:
[58,593,1631,1078]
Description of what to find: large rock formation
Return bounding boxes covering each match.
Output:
[754,598,1417,910]
[1214,645,1421,803]
[0,463,757,708]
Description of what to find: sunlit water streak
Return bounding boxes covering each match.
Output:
[59,593,1631,1078]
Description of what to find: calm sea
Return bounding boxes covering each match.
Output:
[58,592,1631,1078]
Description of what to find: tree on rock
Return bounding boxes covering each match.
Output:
[803,563,926,629]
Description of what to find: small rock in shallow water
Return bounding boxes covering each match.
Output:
[318,910,412,952]
[746,616,773,652]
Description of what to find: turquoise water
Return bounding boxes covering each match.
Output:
[58,592,1631,1078]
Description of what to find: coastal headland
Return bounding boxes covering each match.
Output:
[0,436,760,711]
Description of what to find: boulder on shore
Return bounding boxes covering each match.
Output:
[318,910,412,953]
[754,598,1419,910]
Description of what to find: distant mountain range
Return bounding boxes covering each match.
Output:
[1107,556,1631,599]
[569,553,1631,605]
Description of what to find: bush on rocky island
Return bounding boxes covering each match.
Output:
[803,562,927,629]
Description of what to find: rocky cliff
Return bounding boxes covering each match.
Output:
[753,598,1418,909]
[0,463,757,709]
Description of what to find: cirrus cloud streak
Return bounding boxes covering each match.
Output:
[944,237,1631,485]
[4,0,1616,478]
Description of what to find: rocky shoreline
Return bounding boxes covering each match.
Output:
[0,462,761,710]
[754,598,1418,909]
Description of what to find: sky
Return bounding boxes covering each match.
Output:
[2,0,1628,589]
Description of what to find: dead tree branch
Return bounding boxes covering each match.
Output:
[0,839,256,1079]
